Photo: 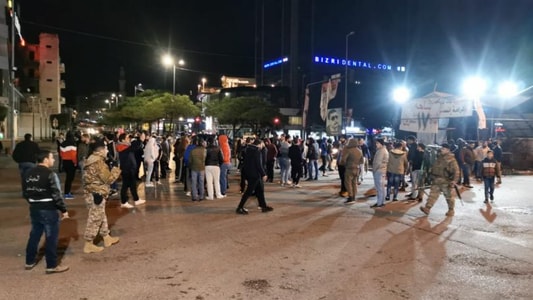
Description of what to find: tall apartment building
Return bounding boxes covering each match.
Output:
[0,6,10,143]
[17,33,65,140]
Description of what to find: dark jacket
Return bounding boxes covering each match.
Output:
[242,144,266,180]
[411,149,424,171]
[288,144,303,165]
[117,141,139,174]
[493,145,503,162]
[12,140,40,163]
[266,143,278,162]
[23,165,67,213]
[205,145,223,166]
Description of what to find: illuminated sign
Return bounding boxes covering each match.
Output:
[264,57,289,69]
[313,56,406,72]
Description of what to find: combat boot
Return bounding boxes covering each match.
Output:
[103,235,120,247]
[84,241,104,253]
[445,209,455,217]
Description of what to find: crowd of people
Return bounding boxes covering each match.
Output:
[12,129,505,274]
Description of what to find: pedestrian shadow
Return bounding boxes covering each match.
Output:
[356,216,452,298]
[57,209,80,262]
[480,203,497,223]
[357,201,418,234]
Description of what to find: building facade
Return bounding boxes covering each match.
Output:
[16,33,65,140]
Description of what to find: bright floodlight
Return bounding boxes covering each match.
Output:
[498,81,518,98]
[178,59,185,66]
[393,87,410,103]
[463,77,487,98]
[162,54,174,67]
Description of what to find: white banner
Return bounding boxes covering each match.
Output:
[400,91,473,133]
[320,78,341,121]
[400,98,440,133]
[474,98,487,129]
[303,87,309,129]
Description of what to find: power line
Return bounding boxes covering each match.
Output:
[22,20,256,60]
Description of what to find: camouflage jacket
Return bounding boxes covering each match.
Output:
[83,151,121,196]
[430,151,460,183]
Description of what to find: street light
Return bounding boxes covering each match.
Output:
[344,31,355,130]
[392,87,411,103]
[201,77,207,92]
[105,99,111,109]
[162,54,185,95]
[134,83,144,96]
[462,77,487,98]
[111,93,122,108]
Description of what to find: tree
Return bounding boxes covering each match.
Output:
[103,90,200,132]
[205,96,279,137]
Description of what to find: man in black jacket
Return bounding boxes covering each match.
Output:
[236,139,273,214]
[23,150,69,274]
[12,133,40,190]
[117,134,146,208]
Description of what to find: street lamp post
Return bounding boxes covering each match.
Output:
[344,31,355,130]
[162,54,185,95]
[134,83,143,96]
[111,93,122,108]
[105,99,111,109]
[201,77,207,93]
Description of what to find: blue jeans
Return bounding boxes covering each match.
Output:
[190,170,205,200]
[280,157,291,184]
[461,164,471,185]
[373,170,386,205]
[19,162,36,189]
[220,163,231,195]
[484,177,495,199]
[26,209,60,268]
[308,159,318,179]
[386,172,402,199]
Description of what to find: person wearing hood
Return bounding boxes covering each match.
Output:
[370,139,389,208]
[82,139,121,253]
[143,136,157,188]
[117,133,146,208]
[59,131,78,199]
[386,142,408,201]
[420,143,460,217]
[219,135,232,196]
[339,138,363,204]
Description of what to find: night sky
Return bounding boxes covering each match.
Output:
[17,0,533,127]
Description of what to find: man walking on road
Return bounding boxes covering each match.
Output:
[23,150,70,274]
[12,133,40,190]
[236,139,273,214]
[370,139,388,208]
[420,143,460,217]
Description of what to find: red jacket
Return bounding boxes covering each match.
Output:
[218,135,231,164]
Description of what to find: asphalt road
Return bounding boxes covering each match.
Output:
[0,153,532,300]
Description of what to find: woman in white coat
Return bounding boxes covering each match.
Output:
[143,136,157,187]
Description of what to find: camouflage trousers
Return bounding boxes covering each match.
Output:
[83,192,109,241]
[344,168,359,198]
[425,182,455,211]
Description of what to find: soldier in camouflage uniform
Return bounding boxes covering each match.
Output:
[82,139,121,253]
[420,143,460,217]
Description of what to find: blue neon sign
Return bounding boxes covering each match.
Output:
[313,56,406,72]
[264,57,289,69]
